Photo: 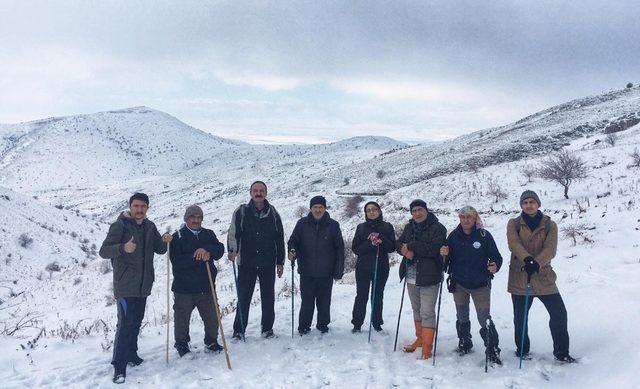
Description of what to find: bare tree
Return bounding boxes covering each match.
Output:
[487,176,508,203]
[295,205,308,218]
[344,195,365,218]
[521,166,536,183]
[604,132,617,147]
[629,148,640,168]
[537,149,588,199]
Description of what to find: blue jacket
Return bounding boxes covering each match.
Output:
[169,225,225,294]
[446,225,503,290]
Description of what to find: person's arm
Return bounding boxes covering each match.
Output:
[152,223,168,255]
[99,221,125,259]
[351,224,375,256]
[169,234,199,270]
[287,219,303,253]
[333,223,345,279]
[506,218,532,262]
[227,207,240,254]
[202,230,225,261]
[534,221,558,267]
[274,209,286,266]
[406,224,447,259]
[485,231,503,271]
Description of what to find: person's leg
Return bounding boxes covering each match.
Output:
[372,269,389,327]
[539,293,570,358]
[512,294,535,355]
[315,276,333,330]
[351,268,371,328]
[298,275,315,332]
[173,293,195,346]
[403,283,423,352]
[418,284,440,359]
[470,286,491,329]
[111,297,140,376]
[452,285,472,352]
[128,297,147,363]
[257,265,276,333]
[233,265,257,335]
[195,293,219,346]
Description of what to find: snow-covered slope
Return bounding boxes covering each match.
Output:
[0,107,242,191]
[1,87,639,388]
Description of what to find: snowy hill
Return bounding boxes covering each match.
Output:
[0,107,242,191]
[0,87,639,388]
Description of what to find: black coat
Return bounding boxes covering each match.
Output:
[351,216,396,273]
[396,212,447,286]
[287,212,345,279]
[169,225,225,294]
[446,225,503,290]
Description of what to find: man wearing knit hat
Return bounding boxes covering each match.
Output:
[99,192,173,384]
[288,195,345,334]
[440,205,503,365]
[507,190,575,363]
[228,181,285,339]
[396,199,447,360]
[169,205,225,357]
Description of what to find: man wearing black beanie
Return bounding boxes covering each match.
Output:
[288,195,345,334]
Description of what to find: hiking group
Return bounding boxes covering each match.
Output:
[100,182,576,384]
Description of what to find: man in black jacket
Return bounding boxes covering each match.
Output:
[170,205,225,357]
[99,192,172,384]
[228,181,285,339]
[288,196,345,335]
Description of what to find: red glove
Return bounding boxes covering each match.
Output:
[368,232,382,246]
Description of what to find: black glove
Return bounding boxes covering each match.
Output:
[446,275,456,293]
[523,256,540,277]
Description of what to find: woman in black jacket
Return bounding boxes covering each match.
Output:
[350,201,396,333]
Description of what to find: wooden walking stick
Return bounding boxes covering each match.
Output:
[206,262,232,370]
[166,240,170,365]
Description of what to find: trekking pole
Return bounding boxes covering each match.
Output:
[206,261,232,370]
[165,240,170,365]
[432,255,446,366]
[291,249,298,338]
[393,277,407,352]
[519,273,532,369]
[368,245,381,344]
[232,260,246,342]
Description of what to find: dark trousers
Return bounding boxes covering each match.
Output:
[111,296,147,371]
[511,293,570,357]
[351,267,389,327]
[173,292,219,346]
[233,265,276,334]
[299,275,333,331]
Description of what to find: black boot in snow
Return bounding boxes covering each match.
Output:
[112,365,126,384]
[555,354,578,364]
[174,342,191,357]
[205,341,224,353]
[480,319,502,366]
[127,353,144,367]
[456,320,473,355]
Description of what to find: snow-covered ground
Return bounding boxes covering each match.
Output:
[0,87,639,388]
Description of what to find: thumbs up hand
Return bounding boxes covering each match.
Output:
[124,236,137,254]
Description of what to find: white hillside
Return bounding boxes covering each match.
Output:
[0,107,242,191]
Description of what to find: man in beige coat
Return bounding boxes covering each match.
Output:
[507,190,575,363]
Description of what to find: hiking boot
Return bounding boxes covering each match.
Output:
[403,321,422,353]
[112,365,126,384]
[262,329,275,338]
[456,320,473,354]
[299,327,311,336]
[174,342,191,357]
[127,353,144,367]
[351,325,362,333]
[317,326,329,334]
[232,332,244,341]
[373,324,383,332]
[555,354,577,363]
[205,341,224,353]
[420,327,436,360]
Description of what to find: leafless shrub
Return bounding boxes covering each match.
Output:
[376,169,386,179]
[344,195,365,218]
[295,205,308,219]
[105,294,116,307]
[561,223,594,246]
[487,177,508,203]
[521,166,536,183]
[1,312,43,336]
[604,132,618,147]
[99,259,112,275]
[629,148,640,169]
[537,149,589,199]
[18,233,33,248]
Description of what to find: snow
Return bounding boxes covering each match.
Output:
[0,86,639,388]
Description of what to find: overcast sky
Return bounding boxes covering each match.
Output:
[1,1,638,143]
